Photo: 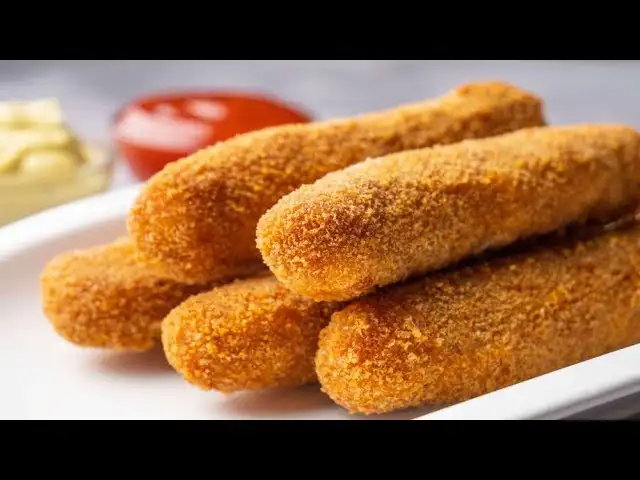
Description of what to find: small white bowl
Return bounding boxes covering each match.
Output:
[0,140,115,227]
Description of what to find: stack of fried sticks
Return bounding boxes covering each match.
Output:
[41,81,640,415]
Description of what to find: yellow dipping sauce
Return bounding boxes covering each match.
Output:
[0,99,113,226]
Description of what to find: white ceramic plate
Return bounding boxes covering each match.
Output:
[1,185,640,420]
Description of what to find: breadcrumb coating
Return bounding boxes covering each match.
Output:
[40,238,210,351]
[161,274,343,392]
[315,223,640,415]
[258,124,640,301]
[128,81,545,284]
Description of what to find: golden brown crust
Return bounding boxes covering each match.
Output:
[40,238,210,351]
[128,81,545,284]
[161,274,343,392]
[258,124,640,301]
[315,224,640,415]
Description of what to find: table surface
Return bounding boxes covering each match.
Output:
[3,60,640,419]
[3,60,640,188]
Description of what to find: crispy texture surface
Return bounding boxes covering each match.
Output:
[40,238,209,351]
[162,274,343,392]
[258,124,640,301]
[315,224,640,414]
[128,81,545,284]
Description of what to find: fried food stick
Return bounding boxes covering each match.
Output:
[258,124,640,301]
[41,238,210,351]
[161,274,342,392]
[128,81,545,284]
[315,223,640,415]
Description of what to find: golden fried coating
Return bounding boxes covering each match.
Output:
[41,238,210,351]
[128,81,545,284]
[258,124,640,301]
[315,223,640,415]
[162,274,343,392]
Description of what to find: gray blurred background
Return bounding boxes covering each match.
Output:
[2,60,640,188]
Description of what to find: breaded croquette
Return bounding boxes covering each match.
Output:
[128,81,545,284]
[162,274,343,392]
[258,124,640,301]
[41,238,210,351]
[315,223,640,415]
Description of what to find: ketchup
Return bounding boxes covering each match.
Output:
[112,91,313,180]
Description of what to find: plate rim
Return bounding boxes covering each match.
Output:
[414,343,640,420]
[0,183,142,261]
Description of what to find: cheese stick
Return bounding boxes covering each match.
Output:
[258,124,640,301]
[162,274,342,392]
[41,238,210,351]
[316,223,640,414]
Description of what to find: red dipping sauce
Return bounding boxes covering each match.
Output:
[112,91,313,180]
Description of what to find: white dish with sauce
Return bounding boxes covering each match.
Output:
[0,99,114,227]
[1,184,640,420]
